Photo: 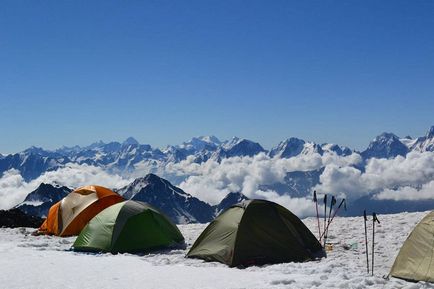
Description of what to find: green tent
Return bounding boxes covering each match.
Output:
[73,200,184,253]
[187,199,325,267]
[390,211,434,283]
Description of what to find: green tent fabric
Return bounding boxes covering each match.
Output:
[187,199,325,267]
[390,211,434,283]
[72,200,184,253]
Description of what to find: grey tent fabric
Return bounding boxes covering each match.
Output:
[187,199,325,267]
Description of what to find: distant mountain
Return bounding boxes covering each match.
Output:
[361,132,409,159]
[16,176,249,223]
[269,138,308,158]
[1,127,433,183]
[16,183,72,217]
[321,143,352,156]
[213,192,249,215]
[269,138,351,158]
[0,151,67,181]
[212,137,266,160]
[179,136,221,152]
[117,174,214,224]
[409,126,434,152]
[348,194,434,216]
[2,127,434,217]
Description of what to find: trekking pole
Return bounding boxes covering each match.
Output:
[323,194,327,247]
[372,212,380,276]
[364,210,369,274]
[323,196,336,247]
[319,198,346,241]
[313,191,322,241]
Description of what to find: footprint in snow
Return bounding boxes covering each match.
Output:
[270,279,295,285]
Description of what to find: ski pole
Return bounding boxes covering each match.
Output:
[323,196,336,247]
[319,198,346,241]
[313,191,321,241]
[323,194,327,247]
[372,212,380,276]
[364,210,369,274]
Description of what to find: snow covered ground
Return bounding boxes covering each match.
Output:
[1,211,434,289]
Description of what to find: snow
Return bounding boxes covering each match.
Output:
[19,200,44,206]
[1,211,434,289]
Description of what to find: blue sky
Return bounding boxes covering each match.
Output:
[0,1,433,153]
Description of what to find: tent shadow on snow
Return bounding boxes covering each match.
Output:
[187,199,325,268]
[72,200,185,254]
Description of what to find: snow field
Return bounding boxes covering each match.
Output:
[1,211,434,289]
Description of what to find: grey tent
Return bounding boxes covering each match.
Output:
[390,211,434,283]
[187,199,325,267]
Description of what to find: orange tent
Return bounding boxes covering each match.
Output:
[38,185,123,236]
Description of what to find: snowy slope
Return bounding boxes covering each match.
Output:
[15,183,72,217]
[1,211,433,289]
[117,174,214,223]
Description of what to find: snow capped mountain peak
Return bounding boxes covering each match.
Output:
[199,135,221,144]
[16,183,72,217]
[222,136,242,149]
[214,138,265,159]
[23,146,47,155]
[362,132,408,159]
[122,137,139,146]
[117,174,214,223]
[375,132,400,142]
[321,143,352,156]
[409,125,434,152]
[214,192,249,215]
[179,136,221,151]
[86,140,105,150]
[426,126,434,138]
[118,173,176,199]
[270,137,306,158]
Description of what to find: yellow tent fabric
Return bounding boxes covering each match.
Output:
[390,211,434,283]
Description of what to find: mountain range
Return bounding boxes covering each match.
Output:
[1,126,433,182]
[3,126,434,218]
[16,174,249,224]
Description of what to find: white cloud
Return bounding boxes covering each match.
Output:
[2,149,433,213]
[314,151,434,200]
[375,180,434,201]
[166,152,361,214]
[254,189,315,217]
[0,164,131,210]
[0,169,29,210]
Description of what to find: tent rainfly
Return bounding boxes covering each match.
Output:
[73,200,185,253]
[38,185,124,236]
[187,199,325,267]
[390,211,434,283]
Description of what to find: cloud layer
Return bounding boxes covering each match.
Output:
[0,164,131,210]
[1,151,433,217]
[315,151,434,200]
